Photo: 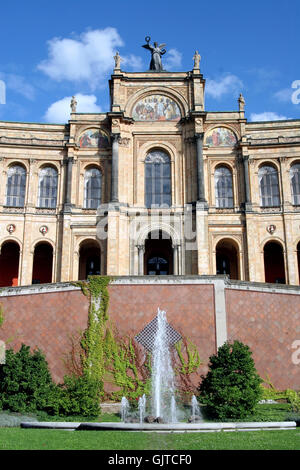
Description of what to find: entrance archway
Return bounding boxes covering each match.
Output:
[0,241,20,287]
[216,238,240,280]
[32,242,53,284]
[79,240,101,280]
[144,230,173,275]
[264,241,286,284]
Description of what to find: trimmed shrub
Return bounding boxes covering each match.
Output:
[198,340,262,420]
[0,344,56,413]
[56,375,102,417]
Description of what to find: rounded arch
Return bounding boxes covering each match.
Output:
[289,160,300,205]
[215,237,240,280]
[32,241,53,284]
[263,239,286,284]
[258,163,280,207]
[257,160,280,172]
[136,221,180,247]
[126,87,187,120]
[6,160,28,172]
[0,239,20,287]
[77,127,110,148]
[78,238,102,280]
[5,163,27,207]
[144,229,174,275]
[204,125,238,147]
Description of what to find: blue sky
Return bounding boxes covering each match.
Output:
[0,0,299,123]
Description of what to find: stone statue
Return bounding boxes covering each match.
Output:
[238,93,245,112]
[193,50,201,69]
[142,36,166,71]
[70,95,77,113]
[114,51,123,70]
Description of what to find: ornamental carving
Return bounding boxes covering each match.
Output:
[39,225,48,236]
[6,224,16,234]
[266,224,276,234]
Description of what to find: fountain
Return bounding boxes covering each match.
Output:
[118,308,201,426]
[21,307,298,432]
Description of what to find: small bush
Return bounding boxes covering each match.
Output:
[0,344,56,413]
[198,340,262,420]
[53,375,102,418]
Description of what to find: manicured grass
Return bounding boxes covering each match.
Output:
[0,428,299,450]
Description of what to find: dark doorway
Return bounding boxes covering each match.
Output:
[144,231,173,275]
[32,243,53,284]
[79,240,101,280]
[264,241,286,284]
[216,239,239,280]
[0,241,20,287]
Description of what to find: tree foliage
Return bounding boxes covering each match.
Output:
[198,340,262,420]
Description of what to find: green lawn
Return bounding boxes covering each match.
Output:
[0,428,299,450]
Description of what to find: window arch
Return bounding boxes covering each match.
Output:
[6,164,26,207]
[145,150,171,208]
[84,167,102,209]
[258,164,280,207]
[37,166,58,208]
[290,163,300,205]
[214,166,234,208]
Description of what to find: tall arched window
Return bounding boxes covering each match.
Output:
[84,167,102,209]
[214,166,234,208]
[258,165,280,207]
[290,163,300,205]
[37,166,58,208]
[145,150,171,208]
[6,164,26,207]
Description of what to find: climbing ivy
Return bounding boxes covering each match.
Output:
[71,276,202,402]
[73,276,111,391]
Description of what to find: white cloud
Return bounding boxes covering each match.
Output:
[206,74,243,99]
[38,28,142,89]
[164,48,182,70]
[250,112,288,122]
[274,88,293,103]
[44,94,101,123]
[0,72,35,100]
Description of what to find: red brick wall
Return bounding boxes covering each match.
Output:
[0,284,216,384]
[225,289,300,390]
[107,283,216,379]
[1,282,299,391]
[0,290,89,382]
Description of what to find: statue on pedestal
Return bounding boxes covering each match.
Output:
[193,50,201,69]
[114,51,123,70]
[142,36,166,71]
[70,96,77,113]
[238,93,245,112]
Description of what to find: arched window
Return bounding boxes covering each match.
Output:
[214,166,234,208]
[84,167,102,209]
[6,164,26,207]
[290,163,300,205]
[258,165,280,207]
[145,150,171,208]
[37,166,58,208]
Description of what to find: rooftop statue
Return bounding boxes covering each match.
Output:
[142,36,166,71]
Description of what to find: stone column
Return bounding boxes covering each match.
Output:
[173,244,179,275]
[243,155,252,210]
[195,133,206,202]
[111,133,120,203]
[137,245,144,275]
[64,157,74,210]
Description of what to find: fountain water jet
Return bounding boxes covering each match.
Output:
[151,308,176,422]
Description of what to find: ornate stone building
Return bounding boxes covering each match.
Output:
[1,52,300,286]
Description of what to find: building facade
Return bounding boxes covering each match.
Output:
[1,54,300,286]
